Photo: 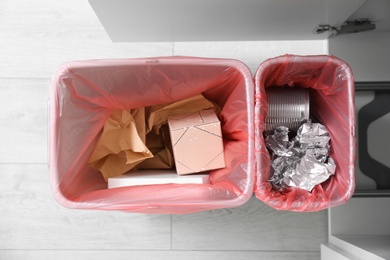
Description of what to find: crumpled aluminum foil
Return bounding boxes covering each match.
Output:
[265,121,336,192]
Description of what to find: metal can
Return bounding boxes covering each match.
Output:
[265,88,310,132]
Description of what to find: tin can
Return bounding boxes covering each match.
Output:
[265,88,310,132]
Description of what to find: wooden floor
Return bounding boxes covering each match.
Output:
[0,1,328,259]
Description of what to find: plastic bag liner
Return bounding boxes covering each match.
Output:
[49,57,255,214]
[254,55,356,212]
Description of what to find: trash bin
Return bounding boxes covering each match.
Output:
[49,55,356,214]
[49,57,255,214]
[254,55,356,212]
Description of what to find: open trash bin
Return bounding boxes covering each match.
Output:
[49,57,255,214]
[49,55,356,214]
[254,55,356,212]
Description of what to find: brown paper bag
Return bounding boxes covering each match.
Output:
[88,109,153,181]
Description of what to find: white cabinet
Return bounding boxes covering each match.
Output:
[88,0,390,80]
[88,0,365,42]
[324,1,390,259]
[329,0,390,81]
[322,197,390,260]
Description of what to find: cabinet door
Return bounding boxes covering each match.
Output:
[89,0,366,42]
[329,0,390,81]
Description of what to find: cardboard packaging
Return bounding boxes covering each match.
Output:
[88,94,216,181]
[168,109,225,175]
[108,170,210,188]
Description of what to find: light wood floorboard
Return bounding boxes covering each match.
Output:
[172,196,327,251]
[0,79,49,163]
[173,41,326,74]
[0,250,320,260]
[0,164,172,250]
[0,0,173,79]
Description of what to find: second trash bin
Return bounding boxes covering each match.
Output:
[254,55,356,212]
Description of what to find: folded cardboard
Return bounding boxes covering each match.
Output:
[168,109,225,175]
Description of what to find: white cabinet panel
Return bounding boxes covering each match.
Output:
[328,0,390,81]
[321,244,359,260]
[329,32,390,81]
[89,0,366,42]
[325,198,390,260]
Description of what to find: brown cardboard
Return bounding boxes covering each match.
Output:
[168,109,225,175]
[146,94,215,134]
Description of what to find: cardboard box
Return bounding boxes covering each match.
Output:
[108,170,210,188]
[168,109,225,175]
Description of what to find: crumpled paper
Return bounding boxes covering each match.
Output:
[89,94,216,181]
[88,109,153,181]
[137,124,174,170]
[266,120,336,191]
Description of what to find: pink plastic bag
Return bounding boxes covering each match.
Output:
[254,55,356,212]
[49,57,255,214]
[49,55,356,214]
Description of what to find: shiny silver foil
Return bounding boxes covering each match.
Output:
[265,121,336,192]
